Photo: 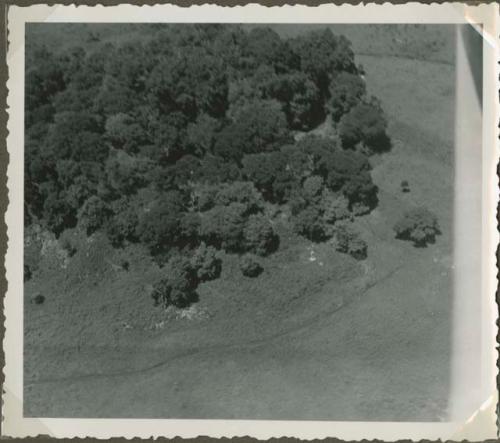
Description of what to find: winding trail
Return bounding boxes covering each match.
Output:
[26,263,405,386]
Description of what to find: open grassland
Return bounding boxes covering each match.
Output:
[25,26,455,420]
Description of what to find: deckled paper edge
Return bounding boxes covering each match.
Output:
[3,2,499,440]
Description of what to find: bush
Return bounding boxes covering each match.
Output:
[190,242,222,282]
[334,223,367,260]
[240,254,263,278]
[151,255,199,308]
[393,207,440,246]
[24,264,32,282]
[401,180,410,193]
[31,293,45,305]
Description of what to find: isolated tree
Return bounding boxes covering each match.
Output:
[334,223,367,260]
[401,180,410,193]
[151,255,199,308]
[239,253,263,278]
[393,207,440,246]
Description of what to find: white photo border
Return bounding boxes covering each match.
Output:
[3,2,499,440]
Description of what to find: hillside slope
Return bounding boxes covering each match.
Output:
[24,26,455,420]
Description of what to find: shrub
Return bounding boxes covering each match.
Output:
[151,255,199,308]
[244,214,279,256]
[334,223,367,260]
[190,242,222,282]
[31,293,45,305]
[393,207,440,246]
[24,264,32,282]
[401,180,410,193]
[240,254,263,278]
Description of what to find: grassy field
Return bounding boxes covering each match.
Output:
[24,25,456,420]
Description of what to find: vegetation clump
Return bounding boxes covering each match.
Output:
[333,223,368,260]
[240,254,263,278]
[393,207,440,247]
[24,24,397,308]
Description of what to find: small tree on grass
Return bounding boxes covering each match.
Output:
[240,254,263,277]
[151,255,199,308]
[334,223,367,260]
[400,180,410,193]
[393,207,440,247]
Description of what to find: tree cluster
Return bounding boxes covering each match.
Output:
[25,24,391,307]
[393,207,440,247]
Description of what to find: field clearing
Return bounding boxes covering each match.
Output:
[24,29,455,419]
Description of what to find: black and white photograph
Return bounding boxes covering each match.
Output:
[3,3,498,440]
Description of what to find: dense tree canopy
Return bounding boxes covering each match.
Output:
[25,24,396,308]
